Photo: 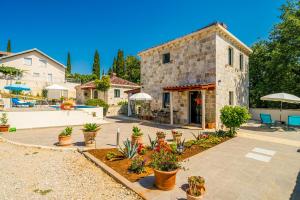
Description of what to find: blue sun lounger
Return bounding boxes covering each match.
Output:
[12,98,34,107]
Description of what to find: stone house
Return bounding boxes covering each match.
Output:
[0,48,78,98]
[138,22,252,129]
[76,73,140,105]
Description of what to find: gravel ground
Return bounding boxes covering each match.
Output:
[0,141,142,200]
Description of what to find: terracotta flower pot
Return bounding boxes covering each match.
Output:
[186,191,204,200]
[83,131,98,147]
[186,187,205,200]
[131,135,143,145]
[172,134,182,143]
[58,135,72,146]
[0,125,10,132]
[154,169,178,190]
[207,122,216,129]
[62,105,72,110]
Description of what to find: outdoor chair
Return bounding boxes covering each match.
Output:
[260,113,275,127]
[287,116,300,130]
[12,98,34,107]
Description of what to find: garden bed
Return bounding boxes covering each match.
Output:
[87,137,230,182]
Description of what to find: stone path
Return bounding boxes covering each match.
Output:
[0,141,142,200]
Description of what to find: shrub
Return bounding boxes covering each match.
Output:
[117,101,128,106]
[83,123,101,132]
[151,150,180,171]
[59,127,72,137]
[0,113,8,125]
[220,106,251,136]
[147,135,157,150]
[42,89,48,98]
[129,156,146,174]
[85,99,109,115]
[184,140,195,148]
[169,143,177,153]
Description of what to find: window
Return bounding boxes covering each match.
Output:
[162,53,170,64]
[47,73,53,82]
[114,89,120,98]
[229,91,234,105]
[33,72,40,77]
[228,47,233,66]
[24,58,32,66]
[239,54,244,70]
[40,59,47,67]
[162,92,170,108]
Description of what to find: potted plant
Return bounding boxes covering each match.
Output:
[186,176,206,200]
[82,123,101,147]
[151,150,181,190]
[171,130,182,143]
[131,126,143,144]
[156,131,166,141]
[58,127,73,146]
[0,113,9,132]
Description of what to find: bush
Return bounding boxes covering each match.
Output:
[151,150,180,171]
[85,99,109,115]
[220,106,251,136]
[129,156,146,174]
[0,113,8,125]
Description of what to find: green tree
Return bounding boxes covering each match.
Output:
[249,0,300,109]
[112,57,117,73]
[95,75,111,104]
[6,39,11,52]
[124,56,141,83]
[92,50,101,78]
[66,52,72,75]
[220,106,251,136]
[115,49,125,77]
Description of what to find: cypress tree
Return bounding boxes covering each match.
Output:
[66,52,72,74]
[6,39,11,52]
[92,50,101,78]
[116,49,125,77]
[112,57,117,73]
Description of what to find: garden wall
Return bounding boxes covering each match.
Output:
[250,108,300,122]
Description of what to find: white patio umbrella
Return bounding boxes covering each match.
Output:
[260,93,300,121]
[45,84,68,99]
[129,92,152,101]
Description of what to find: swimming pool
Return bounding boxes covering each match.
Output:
[50,105,96,109]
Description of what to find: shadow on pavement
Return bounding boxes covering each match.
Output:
[290,170,300,200]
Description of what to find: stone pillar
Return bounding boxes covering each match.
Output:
[170,92,173,125]
[128,94,132,116]
[90,88,93,99]
[201,90,206,129]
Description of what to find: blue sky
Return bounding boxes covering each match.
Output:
[1,0,285,74]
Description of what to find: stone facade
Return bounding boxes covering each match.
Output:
[139,23,251,128]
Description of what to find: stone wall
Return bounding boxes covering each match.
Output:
[141,32,217,124]
[215,34,249,127]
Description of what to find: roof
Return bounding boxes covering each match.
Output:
[124,88,141,94]
[0,48,66,68]
[77,73,140,90]
[138,22,252,56]
[163,83,216,92]
[0,51,12,57]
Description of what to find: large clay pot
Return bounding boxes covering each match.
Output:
[0,125,10,132]
[131,135,143,145]
[83,131,97,147]
[154,169,178,190]
[58,135,72,146]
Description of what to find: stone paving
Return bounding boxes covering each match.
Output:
[1,117,300,200]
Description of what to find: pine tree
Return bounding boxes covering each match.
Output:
[92,50,101,78]
[108,67,112,75]
[102,69,105,77]
[66,52,72,74]
[6,39,11,52]
[116,49,125,77]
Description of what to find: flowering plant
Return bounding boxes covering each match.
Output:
[137,143,147,155]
